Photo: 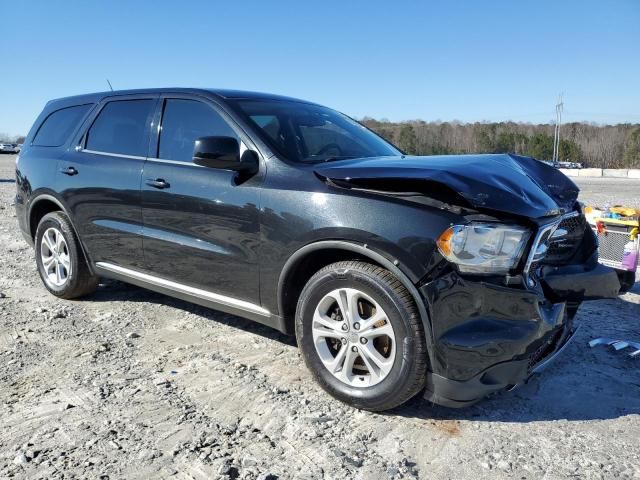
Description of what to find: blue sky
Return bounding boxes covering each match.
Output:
[1,0,639,136]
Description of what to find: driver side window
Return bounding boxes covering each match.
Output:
[158,99,237,162]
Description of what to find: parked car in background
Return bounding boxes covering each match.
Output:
[540,160,560,168]
[15,88,621,411]
[0,143,20,153]
[558,161,583,169]
[541,161,583,170]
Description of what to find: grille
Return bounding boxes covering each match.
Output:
[543,213,587,264]
[524,211,587,277]
[557,213,585,235]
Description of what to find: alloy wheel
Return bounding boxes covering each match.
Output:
[40,227,71,287]
[312,287,396,387]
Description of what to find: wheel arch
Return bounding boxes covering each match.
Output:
[28,194,95,274]
[277,241,433,347]
[28,194,66,239]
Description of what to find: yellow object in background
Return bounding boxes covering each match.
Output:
[584,206,604,224]
[609,206,639,217]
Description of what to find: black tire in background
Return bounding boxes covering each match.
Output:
[34,211,98,299]
[617,269,636,294]
[295,260,428,411]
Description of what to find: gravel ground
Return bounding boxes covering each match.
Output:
[572,177,640,208]
[1,154,639,480]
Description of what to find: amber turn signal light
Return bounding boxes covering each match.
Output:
[437,227,454,256]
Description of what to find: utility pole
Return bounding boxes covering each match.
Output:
[552,94,564,162]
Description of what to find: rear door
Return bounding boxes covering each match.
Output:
[140,94,262,303]
[58,95,158,268]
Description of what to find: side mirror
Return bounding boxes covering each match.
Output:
[192,136,258,175]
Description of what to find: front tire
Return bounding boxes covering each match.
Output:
[34,211,98,299]
[295,261,428,411]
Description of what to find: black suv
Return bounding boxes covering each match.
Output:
[15,89,620,411]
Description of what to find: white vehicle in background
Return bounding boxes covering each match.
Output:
[0,143,20,154]
[558,161,583,169]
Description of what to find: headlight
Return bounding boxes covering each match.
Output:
[437,223,530,274]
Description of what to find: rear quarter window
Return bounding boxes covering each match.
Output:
[32,104,93,147]
[85,99,154,157]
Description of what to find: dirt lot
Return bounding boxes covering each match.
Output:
[1,153,639,480]
[572,176,640,208]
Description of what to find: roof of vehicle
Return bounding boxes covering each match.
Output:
[47,88,316,108]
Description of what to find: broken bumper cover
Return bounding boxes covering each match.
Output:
[541,262,622,302]
[420,262,620,408]
[423,324,580,407]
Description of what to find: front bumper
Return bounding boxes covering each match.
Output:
[424,323,580,407]
[419,258,620,408]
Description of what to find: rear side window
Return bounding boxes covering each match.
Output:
[158,99,237,162]
[32,104,92,147]
[85,99,154,156]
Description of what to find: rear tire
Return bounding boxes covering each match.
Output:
[34,211,98,299]
[295,260,428,411]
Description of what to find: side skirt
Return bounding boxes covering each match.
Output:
[94,262,286,333]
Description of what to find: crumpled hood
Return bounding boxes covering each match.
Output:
[314,153,579,219]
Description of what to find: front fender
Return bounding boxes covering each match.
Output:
[277,240,436,365]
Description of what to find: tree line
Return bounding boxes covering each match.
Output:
[0,134,26,144]
[360,119,640,168]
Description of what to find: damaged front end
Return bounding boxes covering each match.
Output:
[420,209,620,407]
[420,211,620,407]
[315,153,622,407]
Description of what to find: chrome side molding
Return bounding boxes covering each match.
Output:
[95,262,270,317]
[82,149,146,161]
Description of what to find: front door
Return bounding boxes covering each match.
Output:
[140,96,261,303]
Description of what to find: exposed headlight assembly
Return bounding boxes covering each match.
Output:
[437,223,530,274]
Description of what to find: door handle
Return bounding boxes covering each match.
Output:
[145,178,170,189]
[60,166,78,176]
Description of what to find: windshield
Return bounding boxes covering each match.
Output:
[229,99,401,163]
